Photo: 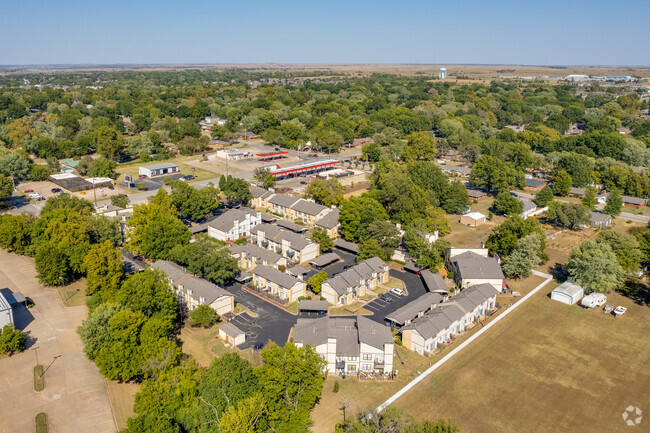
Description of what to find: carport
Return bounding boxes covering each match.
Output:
[334,239,359,255]
[310,252,342,268]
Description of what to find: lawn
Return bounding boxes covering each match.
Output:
[391,289,650,433]
[106,380,139,430]
[115,156,219,185]
[55,278,90,307]
[179,323,222,367]
[329,301,371,316]
[35,413,47,433]
[33,365,44,391]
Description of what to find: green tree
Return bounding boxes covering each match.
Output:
[0,214,33,254]
[502,234,543,279]
[254,168,275,189]
[358,238,387,261]
[116,269,177,321]
[170,235,238,284]
[170,181,220,221]
[34,243,72,285]
[423,206,451,236]
[597,230,642,272]
[534,185,554,207]
[309,271,328,294]
[402,131,436,161]
[77,302,122,360]
[311,227,333,252]
[0,174,13,200]
[469,155,524,191]
[604,189,623,216]
[339,196,389,241]
[361,142,381,162]
[84,241,123,296]
[87,215,122,245]
[552,170,572,196]
[366,220,401,260]
[486,216,546,258]
[188,305,219,328]
[493,191,523,216]
[441,182,470,214]
[138,214,191,260]
[95,125,123,159]
[582,188,597,210]
[0,324,27,355]
[41,194,94,216]
[545,201,589,230]
[304,178,344,207]
[111,194,129,208]
[28,164,50,181]
[87,157,118,179]
[565,240,624,293]
[221,176,253,205]
[219,393,268,433]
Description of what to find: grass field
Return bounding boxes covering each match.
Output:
[179,323,222,367]
[35,413,47,433]
[33,365,44,391]
[53,278,89,307]
[115,155,220,186]
[106,380,139,430]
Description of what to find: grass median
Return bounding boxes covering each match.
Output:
[33,365,45,392]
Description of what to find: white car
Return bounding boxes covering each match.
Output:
[390,288,404,297]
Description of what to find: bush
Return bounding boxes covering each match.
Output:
[394,336,403,346]
[163,176,172,185]
[233,238,247,245]
[333,381,340,393]
[0,324,26,355]
[110,194,129,208]
[188,305,219,328]
[29,165,50,181]
[34,365,45,391]
[134,181,148,191]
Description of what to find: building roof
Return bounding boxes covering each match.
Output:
[0,292,11,312]
[299,300,328,312]
[294,315,391,354]
[589,211,612,223]
[122,250,145,273]
[451,283,499,313]
[251,265,300,289]
[463,212,486,221]
[420,269,448,293]
[334,238,359,254]
[622,195,646,205]
[519,198,537,213]
[442,166,472,176]
[467,189,486,198]
[250,224,314,251]
[310,252,342,267]
[286,266,308,276]
[250,185,273,199]
[291,199,329,216]
[316,209,340,229]
[151,260,188,283]
[277,219,308,233]
[569,187,587,196]
[525,178,547,188]
[323,258,387,296]
[152,260,232,304]
[268,193,300,208]
[207,208,260,233]
[141,162,178,170]
[451,251,505,280]
[403,304,466,340]
[552,281,584,298]
[229,243,284,265]
[386,292,445,325]
[220,323,245,337]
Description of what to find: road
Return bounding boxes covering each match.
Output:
[375,270,554,414]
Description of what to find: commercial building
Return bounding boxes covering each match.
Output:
[216,148,252,160]
[314,168,368,187]
[0,292,14,329]
[138,162,179,178]
[294,315,394,376]
[268,159,340,179]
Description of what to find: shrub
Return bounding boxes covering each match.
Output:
[333,381,340,393]
[134,181,147,191]
[0,324,27,355]
[188,305,219,328]
[233,238,247,245]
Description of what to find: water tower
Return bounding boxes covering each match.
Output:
[439,68,447,79]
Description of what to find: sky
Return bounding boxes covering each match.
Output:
[1,0,648,66]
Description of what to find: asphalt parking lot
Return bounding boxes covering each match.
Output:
[125,173,186,191]
[305,249,359,280]
[362,269,428,325]
[222,282,296,350]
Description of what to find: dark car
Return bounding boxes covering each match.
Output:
[275,147,280,151]
[184,175,195,180]
[51,188,62,193]
[300,181,307,185]
[253,342,265,350]
[378,293,392,302]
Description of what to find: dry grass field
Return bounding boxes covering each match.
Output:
[106,380,139,430]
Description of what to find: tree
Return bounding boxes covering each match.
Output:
[0,174,12,200]
[170,181,220,221]
[469,155,524,191]
[366,220,401,260]
[441,182,470,214]
[545,201,589,230]
[358,238,387,261]
[35,243,72,285]
[28,165,50,181]
[87,215,122,245]
[219,393,268,433]
[111,194,129,208]
[604,189,623,216]
[84,241,123,296]
[403,226,450,268]
[486,216,546,258]
[339,196,389,241]
[552,170,572,196]
[493,191,524,216]
[41,194,94,216]
[565,240,624,293]
[188,305,219,328]
[534,185,554,207]
[116,270,177,321]
[336,407,461,433]
[221,176,253,205]
[361,142,381,162]
[139,214,191,260]
[87,157,118,179]
[402,131,436,161]
[0,214,32,254]
[309,272,328,294]
[254,168,275,189]
[304,178,344,207]
[311,227,333,252]
[0,324,27,355]
[77,302,122,360]
[502,234,543,279]
[597,230,642,272]
[170,235,238,284]
[95,125,123,159]
[582,188,597,210]
[423,206,451,236]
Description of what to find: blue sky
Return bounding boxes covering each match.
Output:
[1,0,648,65]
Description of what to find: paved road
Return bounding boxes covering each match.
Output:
[363,269,428,325]
[375,270,554,414]
[221,282,295,350]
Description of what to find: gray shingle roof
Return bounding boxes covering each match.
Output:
[294,316,391,354]
[519,198,537,213]
[451,252,505,280]
[151,260,232,304]
[315,208,340,229]
[252,265,300,289]
[151,260,188,283]
[268,193,300,208]
[142,162,178,170]
[277,219,308,233]
[386,292,445,324]
[589,211,611,224]
[403,304,466,339]
[250,224,313,251]
[207,208,259,232]
[451,283,498,313]
[310,252,341,267]
[299,300,328,311]
[323,258,387,295]
[220,323,245,337]
[334,238,359,254]
[467,189,486,198]
[250,185,272,198]
[291,199,328,216]
[229,243,284,265]
[525,178,547,188]
[420,270,448,293]
[622,195,646,205]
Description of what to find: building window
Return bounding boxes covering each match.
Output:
[347,356,357,361]
[362,364,372,371]
[346,364,357,373]
[362,354,372,361]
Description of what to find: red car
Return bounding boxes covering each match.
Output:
[311,154,318,157]
[24,189,34,193]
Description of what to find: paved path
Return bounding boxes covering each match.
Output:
[0,251,116,433]
[375,270,553,413]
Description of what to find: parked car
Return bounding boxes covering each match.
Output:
[613,306,627,317]
[311,153,318,157]
[51,188,62,193]
[24,189,34,193]
[275,147,280,151]
[253,342,265,350]
[300,181,307,185]
[390,288,404,297]
[580,293,607,308]
[378,293,392,302]
[138,175,147,179]
[184,175,195,180]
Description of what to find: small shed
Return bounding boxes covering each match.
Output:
[589,211,612,229]
[550,281,584,305]
[460,212,486,227]
[219,323,246,347]
[139,162,179,178]
[467,189,487,202]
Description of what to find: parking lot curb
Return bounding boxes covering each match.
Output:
[239,285,297,315]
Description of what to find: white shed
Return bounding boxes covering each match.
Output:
[0,292,14,329]
[550,281,584,305]
[219,323,246,347]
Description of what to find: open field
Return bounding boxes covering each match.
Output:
[106,381,139,430]
[392,288,650,433]
[445,198,506,248]
[55,278,90,307]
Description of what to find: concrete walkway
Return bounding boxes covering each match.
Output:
[0,251,116,433]
[376,270,553,413]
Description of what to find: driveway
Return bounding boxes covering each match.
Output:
[222,282,295,350]
[0,251,116,433]
[362,269,428,325]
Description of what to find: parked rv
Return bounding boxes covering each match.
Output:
[580,293,607,308]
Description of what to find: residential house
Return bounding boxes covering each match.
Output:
[524,178,548,191]
[251,264,306,302]
[401,283,498,355]
[151,260,234,316]
[467,190,487,202]
[250,224,319,263]
[321,257,389,306]
[442,166,472,177]
[294,315,394,376]
[315,208,340,238]
[569,187,587,197]
[229,243,287,270]
[267,193,300,217]
[519,198,537,219]
[446,248,505,292]
[207,208,262,241]
[589,211,612,229]
[352,137,374,147]
[622,195,647,208]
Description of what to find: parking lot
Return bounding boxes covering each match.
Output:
[305,249,359,280]
[361,269,428,325]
